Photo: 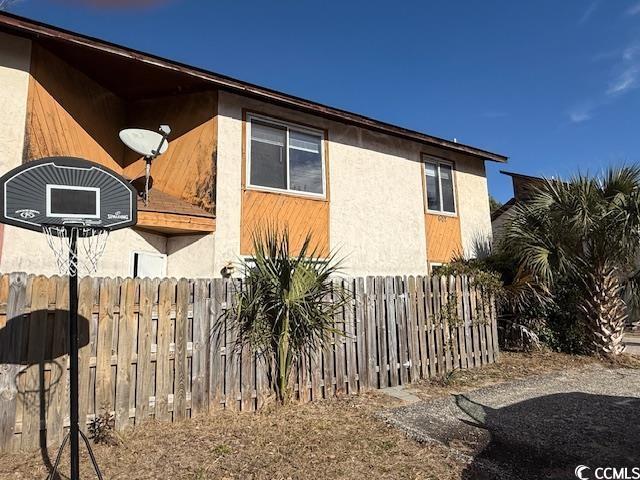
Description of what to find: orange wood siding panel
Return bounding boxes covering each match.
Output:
[241,190,330,257]
[137,211,215,235]
[123,91,217,213]
[24,44,126,172]
[425,214,462,263]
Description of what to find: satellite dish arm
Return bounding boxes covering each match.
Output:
[151,125,171,158]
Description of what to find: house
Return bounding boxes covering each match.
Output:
[491,170,544,242]
[0,12,507,278]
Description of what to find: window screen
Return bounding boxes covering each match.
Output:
[425,163,441,211]
[289,130,323,194]
[440,165,455,213]
[250,122,287,190]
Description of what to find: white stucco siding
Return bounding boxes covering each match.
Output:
[1,227,167,277]
[0,32,30,175]
[329,127,427,276]
[456,156,493,258]
[167,233,215,278]
[214,93,244,276]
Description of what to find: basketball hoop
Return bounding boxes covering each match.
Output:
[0,157,137,480]
[43,224,110,275]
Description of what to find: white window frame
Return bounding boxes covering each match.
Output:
[246,114,326,199]
[428,261,444,274]
[423,156,457,216]
[130,251,167,278]
[241,255,329,276]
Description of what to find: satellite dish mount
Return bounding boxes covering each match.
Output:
[119,125,171,206]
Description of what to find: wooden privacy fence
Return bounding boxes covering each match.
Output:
[0,273,498,453]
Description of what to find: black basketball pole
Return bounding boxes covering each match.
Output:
[47,226,103,480]
[68,226,80,480]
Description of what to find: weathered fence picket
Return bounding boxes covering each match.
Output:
[0,273,499,453]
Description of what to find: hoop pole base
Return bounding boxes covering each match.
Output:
[46,430,104,480]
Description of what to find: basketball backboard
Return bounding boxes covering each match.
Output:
[0,157,137,234]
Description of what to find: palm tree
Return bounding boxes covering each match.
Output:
[504,166,640,355]
[222,227,347,404]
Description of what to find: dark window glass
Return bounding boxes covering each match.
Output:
[250,122,287,189]
[289,130,323,194]
[425,162,440,211]
[440,164,455,213]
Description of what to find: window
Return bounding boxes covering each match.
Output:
[429,262,444,274]
[248,115,325,196]
[241,256,328,277]
[131,251,167,278]
[424,158,456,214]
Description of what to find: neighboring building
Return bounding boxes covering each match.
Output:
[0,12,507,278]
[491,170,544,242]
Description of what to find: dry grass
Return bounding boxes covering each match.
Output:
[410,351,600,399]
[0,351,632,480]
[2,397,463,480]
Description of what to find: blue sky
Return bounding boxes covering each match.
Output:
[9,0,640,201]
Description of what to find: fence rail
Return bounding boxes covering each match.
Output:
[0,273,498,453]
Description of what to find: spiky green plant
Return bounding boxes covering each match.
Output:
[503,166,640,355]
[223,227,347,404]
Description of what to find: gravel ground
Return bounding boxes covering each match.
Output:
[381,365,640,480]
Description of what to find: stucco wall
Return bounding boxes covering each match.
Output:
[1,226,167,277]
[0,33,32,274]
[0,32,30,175]
[214,93,244,276]
[328,125,427,276]
[167,234,216,278]
[455,156,493,258]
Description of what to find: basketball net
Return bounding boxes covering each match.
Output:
[42,225,109,275]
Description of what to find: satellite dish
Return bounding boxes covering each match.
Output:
[119,128,170,157]
[119,125,171,206]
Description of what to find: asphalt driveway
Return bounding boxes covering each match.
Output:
[381,366,640,480]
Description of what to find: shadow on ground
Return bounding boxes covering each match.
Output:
[458,392,640,479]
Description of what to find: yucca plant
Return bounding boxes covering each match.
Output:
[222,227,347,404]
[503,166,640,355]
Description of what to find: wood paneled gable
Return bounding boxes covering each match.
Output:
[22,42,217,234]
[25,43,125,171]
[123,91,217,213]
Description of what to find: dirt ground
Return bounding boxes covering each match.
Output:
[1,351,636,480]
